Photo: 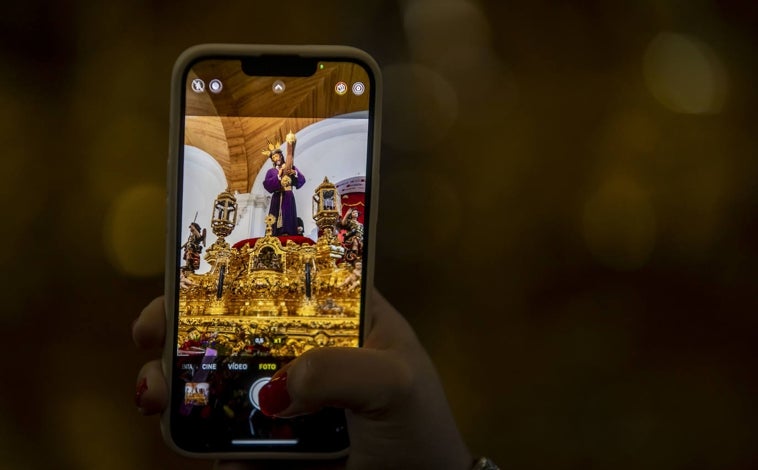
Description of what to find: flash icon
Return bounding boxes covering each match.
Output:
[191,79,205,93]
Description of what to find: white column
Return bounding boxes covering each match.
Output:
[250,194,271,238]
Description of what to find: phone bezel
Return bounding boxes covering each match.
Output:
[163,44,382,459]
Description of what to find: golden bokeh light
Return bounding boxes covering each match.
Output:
[103,184,165,277]
[53,392,143,470]
[401,0,517,121]
[0,89,44,269]
[382,63,458,151]
[643,32,729,114]
[380,170,462,256]
[403,0,491,67]
[592,109,659,159]
[582,176,657,270]
[85,112,164,199]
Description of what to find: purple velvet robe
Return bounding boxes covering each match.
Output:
[263,166,306,236]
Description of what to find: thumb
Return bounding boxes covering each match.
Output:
[258,347,412,418]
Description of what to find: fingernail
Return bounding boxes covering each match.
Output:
[135,377,148,409]
[259,373,291,417]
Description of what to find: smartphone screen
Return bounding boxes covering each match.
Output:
[167,50,377,455]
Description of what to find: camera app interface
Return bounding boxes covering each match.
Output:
[173,58,372,451]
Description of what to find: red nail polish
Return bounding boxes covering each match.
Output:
[135,377,148,408]
[259,373,291,417]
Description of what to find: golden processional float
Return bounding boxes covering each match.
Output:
[177,178,361,358]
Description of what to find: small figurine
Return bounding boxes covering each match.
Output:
[182,221,206,272]
[179,267,195,290]
[339,260,363,291]
[340,208,364,263]
[323,189,335,210]
[319,298,345,316]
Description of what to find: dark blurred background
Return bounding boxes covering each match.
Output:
[1,1,756,469]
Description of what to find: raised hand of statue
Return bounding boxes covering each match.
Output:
[286,141,295,158]
[285,131,296,171]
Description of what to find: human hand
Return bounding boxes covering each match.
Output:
[133,289,472,470]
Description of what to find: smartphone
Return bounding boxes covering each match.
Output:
[163,44,381,459]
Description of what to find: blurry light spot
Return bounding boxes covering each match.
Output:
[655,146,727,258]
[86,113,164,199]
[582,177,656,270]
[0,87,47,321]
[55,393,142,470]
[104,184,165,277]
[594,110,659,159]
[383,63,458,151]
[0,92,42,268]
[403,0,491,66]
[401,0,517,122]
[438,44,520,124]
[643,32,728,114]
[381,171,461,255]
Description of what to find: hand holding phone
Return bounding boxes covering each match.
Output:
[142,43,474,467]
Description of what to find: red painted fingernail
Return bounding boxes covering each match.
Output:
[135,377,148,408]
[259,373,291,417]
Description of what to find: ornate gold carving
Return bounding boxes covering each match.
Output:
[178,203,360,357]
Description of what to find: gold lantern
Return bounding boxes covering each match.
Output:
[312,177,341,232]
[211,188,238,239]
[204,189,238,301]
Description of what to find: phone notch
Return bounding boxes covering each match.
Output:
[241,55,318,77]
